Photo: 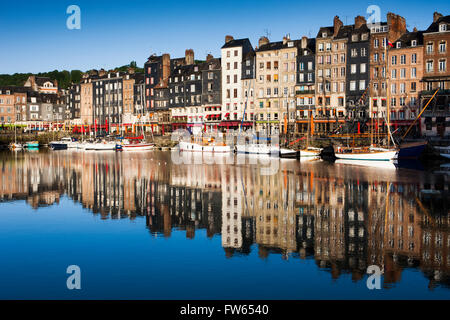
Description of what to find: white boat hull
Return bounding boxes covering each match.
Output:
[92,142,116,150]
[235,144,279,155]
[179,141,230,153]
[300,149,321,159]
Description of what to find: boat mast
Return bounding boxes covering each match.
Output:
[385,39,395,148]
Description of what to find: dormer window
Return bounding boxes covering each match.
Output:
[352,34,358,42]
[288,41,293,47]
[322,32,327,38]
[411,40,417,47]
[439,24,447,32]
[396,42,401,48]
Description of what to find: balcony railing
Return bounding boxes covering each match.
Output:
[296,90,315,95]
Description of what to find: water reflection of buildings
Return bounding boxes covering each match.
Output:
[0,151,449,288]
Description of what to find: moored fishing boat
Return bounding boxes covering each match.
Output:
[49,137,79,150]
[9,142,23,150]
[25,141,39,148]
[91,140,117,151]
[118,137,154,151]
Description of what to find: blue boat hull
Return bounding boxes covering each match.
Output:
[49,143,68,150]
[398,142,426,159]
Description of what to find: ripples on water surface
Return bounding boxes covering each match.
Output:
[0,150,449,299]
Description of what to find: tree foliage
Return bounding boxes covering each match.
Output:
[0,62,142,89]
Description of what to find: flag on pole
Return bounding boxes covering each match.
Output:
[387,40,394,48]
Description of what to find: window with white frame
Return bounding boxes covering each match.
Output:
[439,59,446,72]
[359,80,365,90]
[426,60,434,72]
[360,63,366,73]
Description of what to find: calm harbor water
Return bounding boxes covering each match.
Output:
[0,149,449,299]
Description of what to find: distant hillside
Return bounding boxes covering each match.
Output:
[0,62,143,90]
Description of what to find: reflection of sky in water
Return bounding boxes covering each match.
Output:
[0,150,449,299]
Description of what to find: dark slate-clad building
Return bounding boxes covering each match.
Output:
[68,83,80,120]
[346,16,370,128]
[133,73,145,115]
[144,54,165,112]
[201,55,222,131]
[92,72,124,131]
[296,36,316,133]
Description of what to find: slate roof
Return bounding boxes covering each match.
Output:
[221,38,251,49]
[393,31,424,48]
[424,15,450,33]
[256,39,300,52]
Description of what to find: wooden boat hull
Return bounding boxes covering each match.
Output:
[121,144,154,151]
[335,150,397,161]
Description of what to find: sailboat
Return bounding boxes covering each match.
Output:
[335,39,397,162]
[299,110,321,159]
[117,92,154,151]
[9,124,22,150]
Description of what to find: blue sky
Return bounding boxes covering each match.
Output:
[0,0,448,74]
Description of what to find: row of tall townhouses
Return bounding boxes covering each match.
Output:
[0,11,448,138]
[421,12,450,137]
[0,83,67,125]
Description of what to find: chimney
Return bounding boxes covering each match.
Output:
[162,53,171,81]
[185,49,194,65]
[258,36,269,48]
[283,36,288,45]
[354,15,366,29]
[433,12,443,23]
[387,12,406,42]
[333,16,343,37]
[413,27,418,32]
[225,35,234,44]
[206,54,213,62]
[301,36,308,49]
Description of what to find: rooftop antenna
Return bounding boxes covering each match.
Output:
[264,28,271,39]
